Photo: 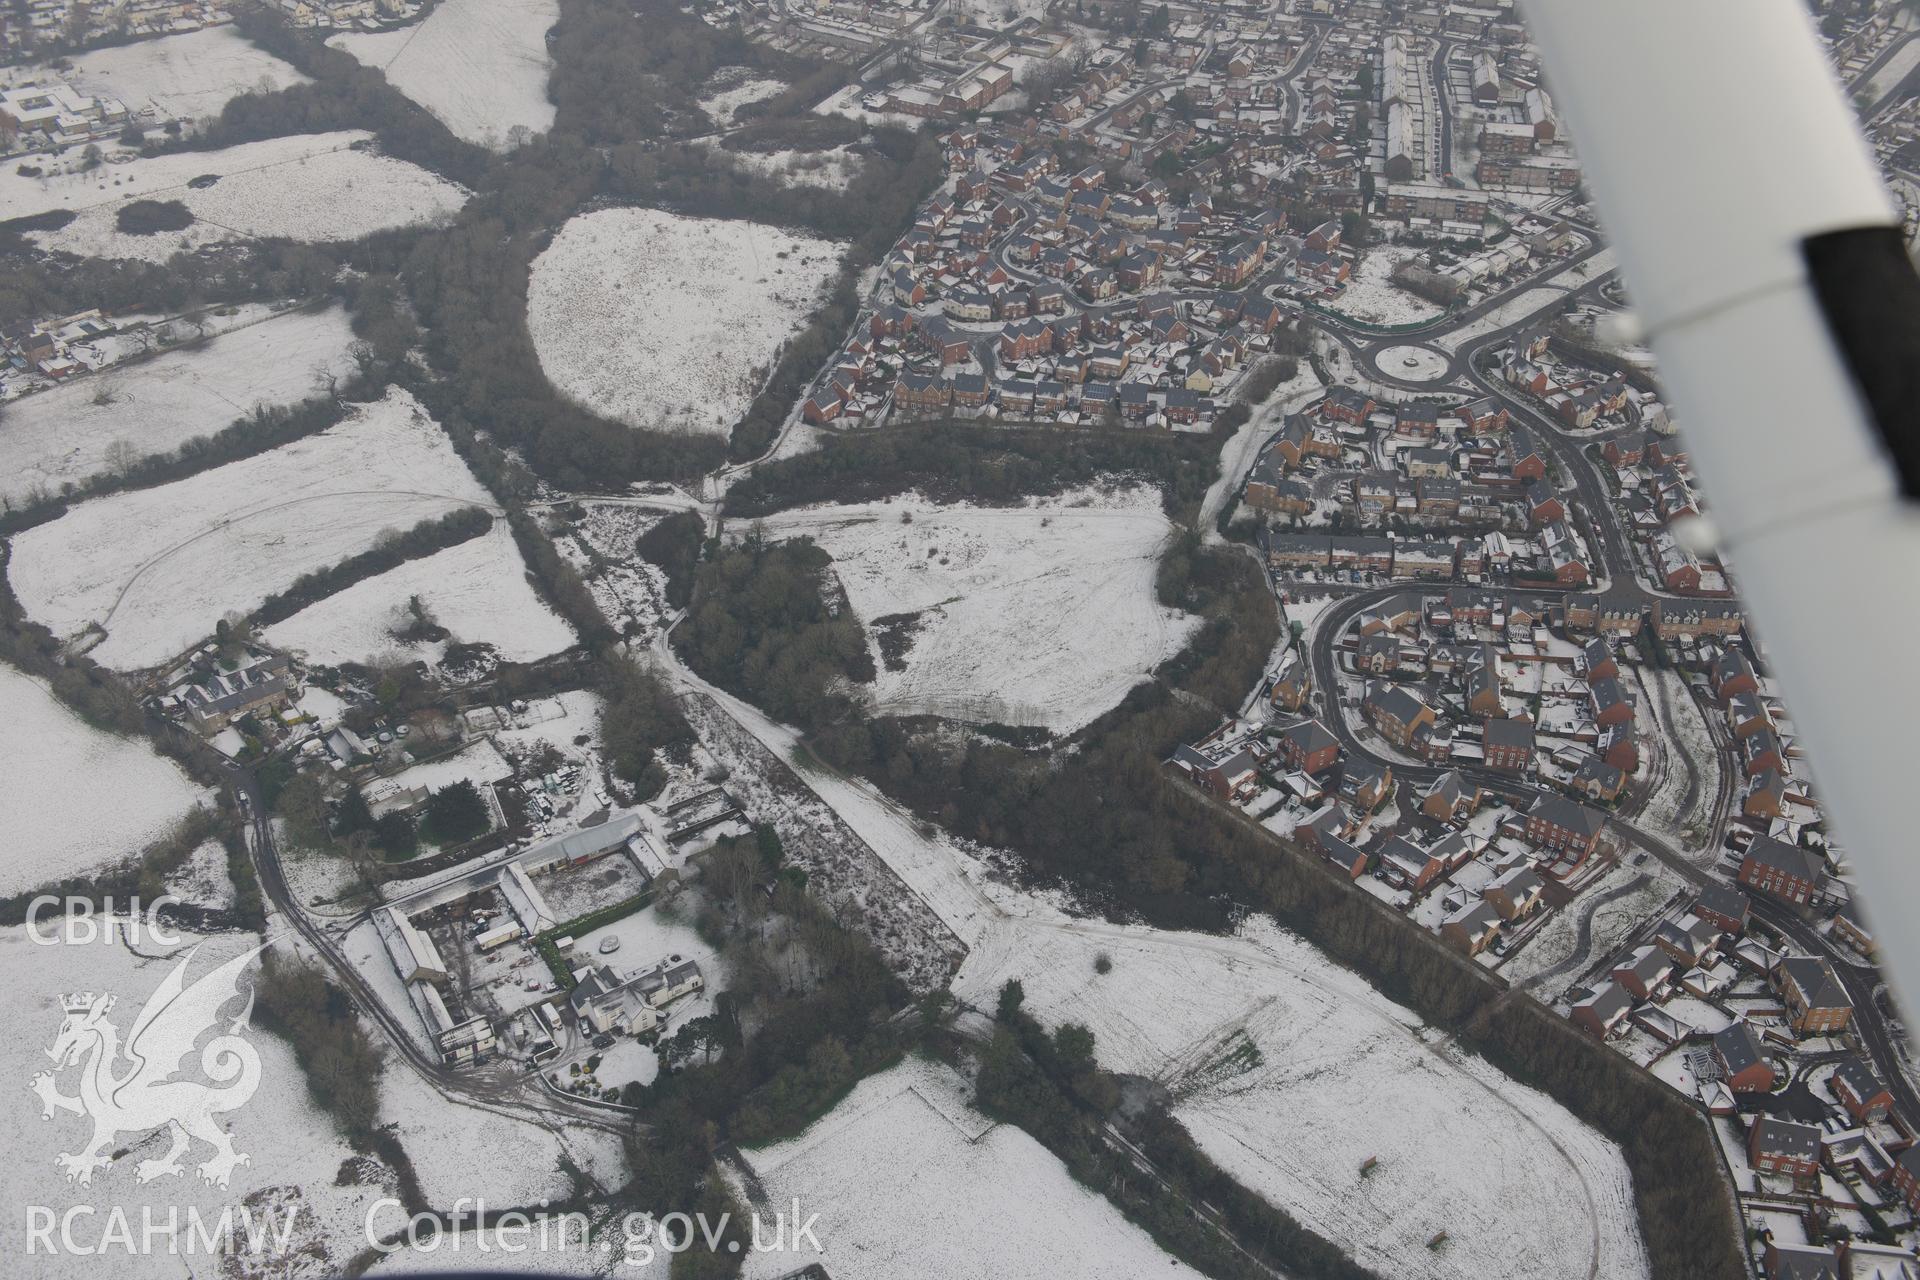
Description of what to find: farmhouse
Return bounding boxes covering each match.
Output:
[170,653,294,733]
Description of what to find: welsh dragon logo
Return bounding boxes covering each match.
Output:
[28,943,266,1189]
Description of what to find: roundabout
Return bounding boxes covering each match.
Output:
[1373,344,1452,382]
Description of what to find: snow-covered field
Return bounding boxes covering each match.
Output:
[1326,245,1445,326]
[328,0,558,150]
[263,522,575,667]
[746,489,1197,734]
[720,145,863,190]
[528,207,844,437]
[15,131,469,260]
[0,927,379,1278]
[48,26,309,122]
[0,305,357,506]
[8,387,494,670]
[0,664,206,895]
[950,902,1652,1280]
[738,1056,1181,1280]
[697,70,787,126]
[657,656,1654,1280]
[1,921,631,1277]
[377,1066,628,1207]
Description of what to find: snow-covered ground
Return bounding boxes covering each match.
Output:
[0,664,207,895]
[15,131,468,261]
[263,522,575,667]
[1,921,632,1277]
[163,838,235,911]
[719,145,863,191]
[1375,342,1451,382]
[0,305,357,506]
[1501,860,1687,991]
[745,488,1198,734]
[810,83,927,130]
[1326,245,1445,326]
[697,70,787,126]
[1202,356,1326,539]
[654,650,1653,1280]
[552,501,675,642]
[0,927,381,1278]
[1634,667,1723,854]
[8,386,494,670]
[948,0,1051,22]
[328,0,558,150]
[377,1066,628,1207]
[15,26,309,123]
[1165,929,1648,1280]
[1433,286,1569,354]
[527,207,844,437]
[737,1056,1182,1280]
[491,689,603,760]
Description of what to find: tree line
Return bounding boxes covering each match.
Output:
[250,506,493,628]
[615,834,912,1279]
[726,421,1230,527]
[978,979,1380,1280]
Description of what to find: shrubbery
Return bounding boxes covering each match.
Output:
[115,199,194,235]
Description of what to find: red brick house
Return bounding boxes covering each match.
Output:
[1602,434,1645,467]
[1483,866,1544,920]
[1483,715,1535,771]
[1588,676,1633,728]
[1600,724,1639,773]
[1738,836,1825,905]
[1279,718,1341,775]
[1831,1058,1893,1123]
[894,371,952,417]
[1361,683,1436,748]
[1773,956,1853,1037]
[1611,946,1675,1001]
[1378,835,1445,892]
[1581,636,1618,682]
[1304,219,1341,253]
[1320,387,1374,426]
[1889,1144,1920,1214]
[1693,883,1751,936]
[1569,984,1632,1039]
[1170,743,1260,803]
[1747,1117,1821,1183]
[1525,795,1606,860]
[1712,1021,1776,1093]
[1526,478,1565,525]
[1712,648,1759,704]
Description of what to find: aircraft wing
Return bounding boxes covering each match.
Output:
[1522,0,1920,1002]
